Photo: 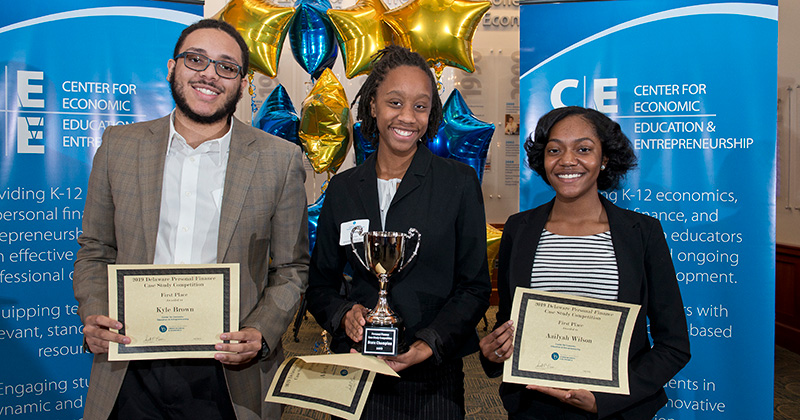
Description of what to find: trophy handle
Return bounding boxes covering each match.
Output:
[349,225,370,271]
[396,228,421,273]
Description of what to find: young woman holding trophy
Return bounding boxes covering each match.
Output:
[306,46,491,419]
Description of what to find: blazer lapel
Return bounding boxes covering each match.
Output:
[602,196,642,304]
[356,155,382,230]
[139,117,170,263]
[511,200,553,290]
[217,119,257,262]
[389,145,430,207]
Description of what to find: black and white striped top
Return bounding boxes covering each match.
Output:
[530,229,619,301]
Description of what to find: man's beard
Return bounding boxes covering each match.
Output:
[169,72,242,125]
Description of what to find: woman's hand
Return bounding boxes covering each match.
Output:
[527,385,598,413]
[380,340,433,372]
[479,320,514,362]
[341,304,369,342]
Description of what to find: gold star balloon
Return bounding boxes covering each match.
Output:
[383,0,490,77]
[214,0,295,78]
[299,68,352,174]
[327,0,391,78]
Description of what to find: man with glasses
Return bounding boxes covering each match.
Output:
[73,19,309,420]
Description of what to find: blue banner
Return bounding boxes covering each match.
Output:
[520,1,776,418]
[0,1,201,417]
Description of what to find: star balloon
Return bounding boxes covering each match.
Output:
[430,89,495,181]
[289,0,338,79]
[383,0,491,77]
[214,0,295,78]
[307,188,326,252]
[328,0,390,78]
[252,84,300,145]
[299,68,352,174]
[426,127,449,159]
[352,121,378,164]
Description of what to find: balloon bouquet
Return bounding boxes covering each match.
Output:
[216,0,499,266]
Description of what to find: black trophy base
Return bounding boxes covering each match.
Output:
[361,322,407,356]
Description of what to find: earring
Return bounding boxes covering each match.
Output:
[601,164,606,170]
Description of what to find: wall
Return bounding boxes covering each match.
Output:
[776,0,800,353]
[778,0,800,246]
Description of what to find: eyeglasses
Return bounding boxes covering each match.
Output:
[174,52,243,79]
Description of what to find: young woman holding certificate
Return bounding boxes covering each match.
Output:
[306,46,491,420]
[480,106,690,419]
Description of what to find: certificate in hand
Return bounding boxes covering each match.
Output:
[503,288,640,395]
[266,353,399,420]
[107,264,240,361]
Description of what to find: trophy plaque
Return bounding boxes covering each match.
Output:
[350,226,420,356]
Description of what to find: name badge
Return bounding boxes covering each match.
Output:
[340,219,369,246]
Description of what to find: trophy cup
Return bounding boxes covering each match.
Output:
[350,226,420,356]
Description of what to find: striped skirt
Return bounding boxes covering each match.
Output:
[359,358,465,420]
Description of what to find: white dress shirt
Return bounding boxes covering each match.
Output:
[377,178,401,230]
[153,112,232,265]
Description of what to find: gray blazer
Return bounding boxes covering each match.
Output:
[73,116,309,420]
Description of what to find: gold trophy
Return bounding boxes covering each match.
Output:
[350,226,420,356]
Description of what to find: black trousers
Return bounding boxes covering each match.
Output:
[109,359,237,420]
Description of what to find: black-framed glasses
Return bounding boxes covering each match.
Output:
[174,52,243,79]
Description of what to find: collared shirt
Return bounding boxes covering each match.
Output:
[153,112,233,265]
[377,178,401,230]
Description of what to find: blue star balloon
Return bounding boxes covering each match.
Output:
[352,121,378,164]
[430,89,495,182]
[425,128,450,158]
[289,0,339,79]
[308,188,326,252]
[252,84,300,146]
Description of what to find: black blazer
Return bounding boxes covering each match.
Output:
[481,196,690,419]
[306,145,491,363]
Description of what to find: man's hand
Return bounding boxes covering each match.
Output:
[341,304,369,343]
[215,327,263,365]
[83,315,130,354]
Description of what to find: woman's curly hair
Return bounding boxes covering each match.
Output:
[352,45,443,146]
[523,106,637,191]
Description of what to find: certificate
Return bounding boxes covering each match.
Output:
[503,288,640,395]
[266,353,399,420]
[107,264,240,361]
